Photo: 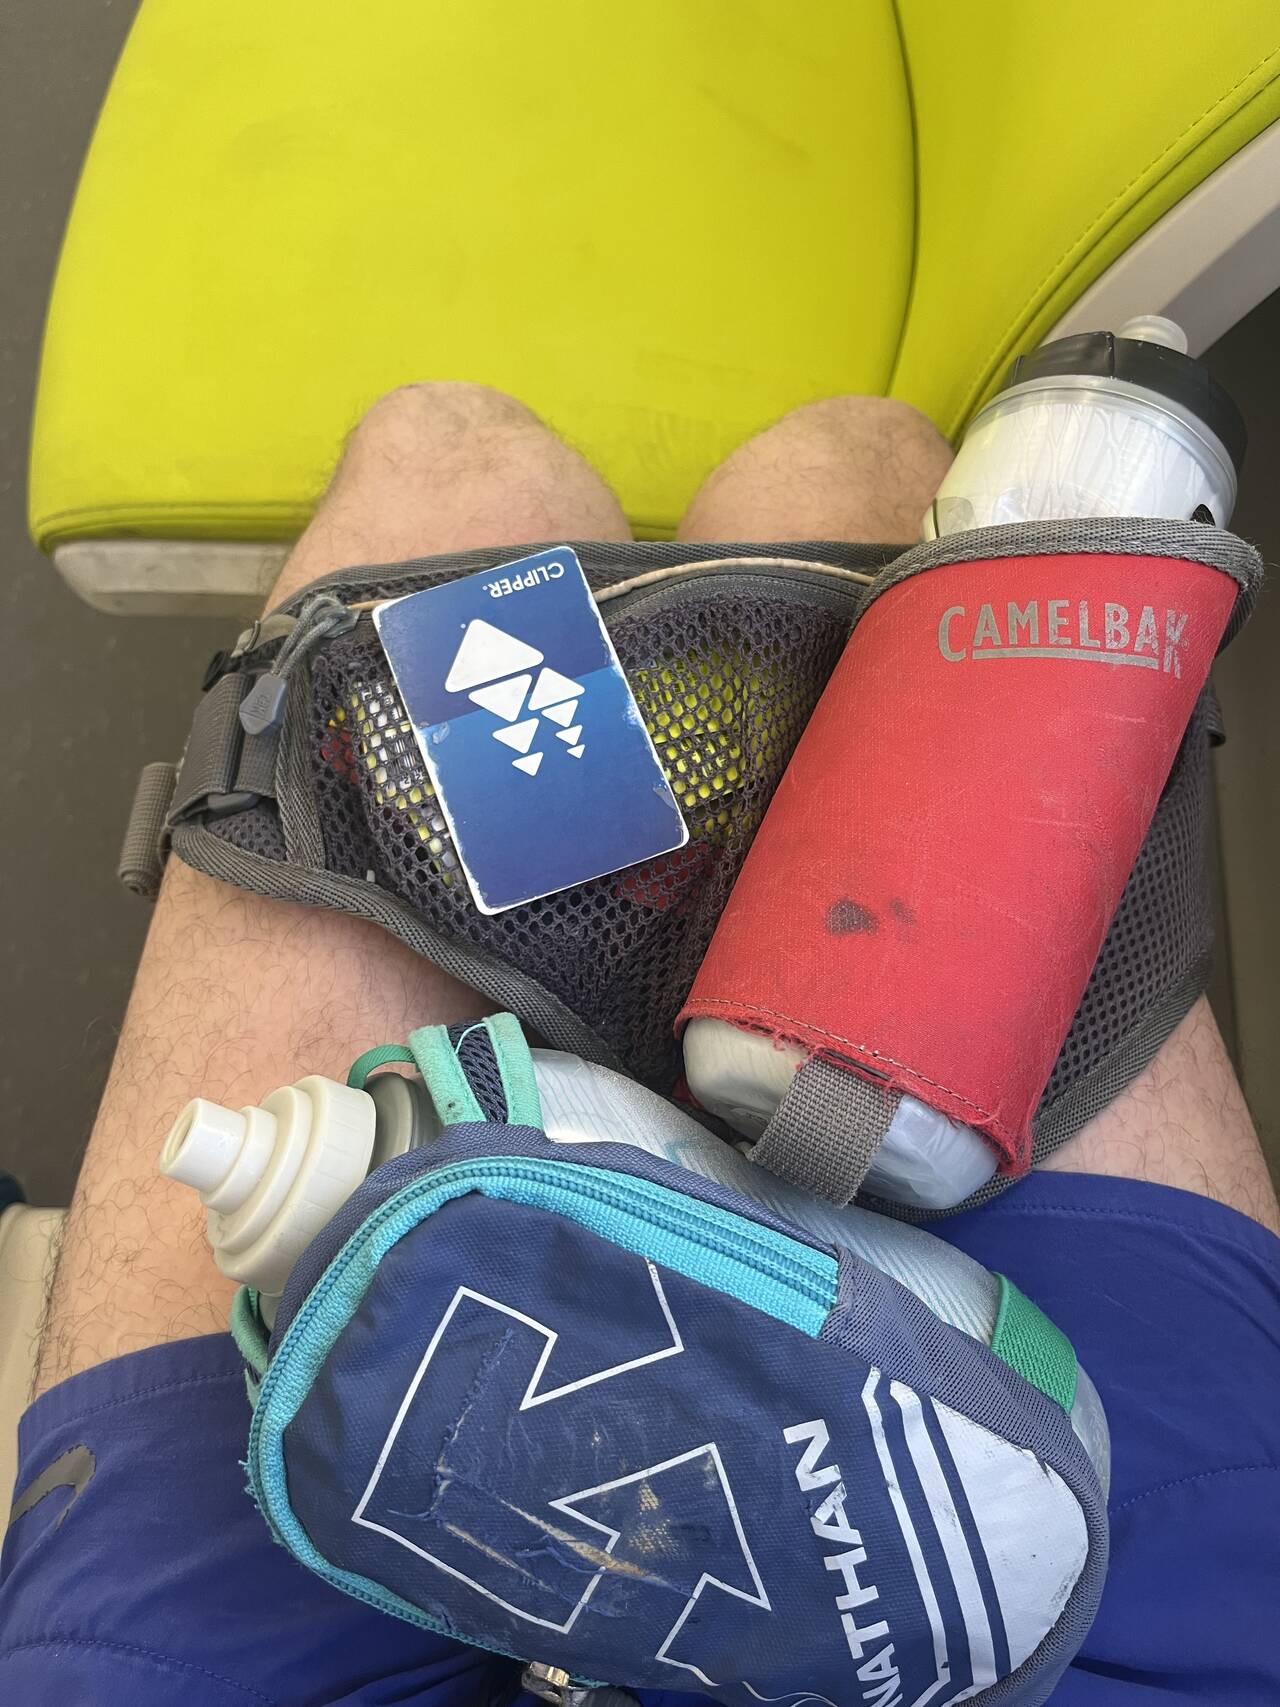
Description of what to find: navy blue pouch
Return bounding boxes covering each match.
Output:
[237,1018,1107,1706]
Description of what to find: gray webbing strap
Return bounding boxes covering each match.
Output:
[750,1057,901,1204]
[235,724,281,799]
[119,669,283,901]
[118,762,178,900]
[169,671,279,823]
[171,673,248,819]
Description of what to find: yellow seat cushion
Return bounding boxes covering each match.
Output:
[890,0,1280,437]
[29,0,913,547]
[29,2,1280,554]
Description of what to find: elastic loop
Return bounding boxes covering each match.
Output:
[407,1025,487,1127]
[230,1285,271,1408]
[991,1274,1078,1413]
[346,1043,416,1091]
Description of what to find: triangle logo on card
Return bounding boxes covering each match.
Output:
[469,674,532,721]
[445,621,544,694]
[492,718,539,755]
[528,667,584,711]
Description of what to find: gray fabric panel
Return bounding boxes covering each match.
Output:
[752,1057,899,1204]
[118,762,176,900]
[869,516,1262,645]
[170,672,247,820]
[171,823,621,1068]
[234,728,280,800]
[277,661,326,867]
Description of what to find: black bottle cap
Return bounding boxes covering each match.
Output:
[1008,331,1246,475]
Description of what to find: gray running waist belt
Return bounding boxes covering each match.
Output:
[123,536,1227,1216]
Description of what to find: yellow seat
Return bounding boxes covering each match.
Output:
[29,2,1280,609]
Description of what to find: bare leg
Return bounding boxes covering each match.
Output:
[36,384,631,1396]
[677,396,954,544]
[1041,997,1279,1232]
[677,396,1280,1230]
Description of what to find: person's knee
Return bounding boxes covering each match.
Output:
[348,381,543,460]
[295,378,630,572]
[763,395,951,465]
[679,393,952,544]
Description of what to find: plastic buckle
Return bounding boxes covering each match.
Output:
[204,790,261,819]
[201,648,238,693]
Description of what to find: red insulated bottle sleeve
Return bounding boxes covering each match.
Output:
[680,548,1241,1172]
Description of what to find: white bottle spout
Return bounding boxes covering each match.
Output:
[160,1076,376,1296]
[1116,314,1188,353]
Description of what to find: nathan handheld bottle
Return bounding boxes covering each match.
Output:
[158,1041,1108,1480]
[682,316,1247,1208]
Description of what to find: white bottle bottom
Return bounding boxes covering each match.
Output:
[682,1018,998,1210]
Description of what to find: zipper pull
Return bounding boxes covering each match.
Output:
[240,594,358,737]
[521,1663,639,1706]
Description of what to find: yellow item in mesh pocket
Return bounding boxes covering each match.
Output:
[325,689,461,888]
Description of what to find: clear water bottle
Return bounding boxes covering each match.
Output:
[684,315,1245,1209]
[924,315,1242,537]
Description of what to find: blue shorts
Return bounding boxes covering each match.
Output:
[3,1172,1277,1706]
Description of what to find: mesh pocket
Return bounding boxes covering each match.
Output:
[1037,687,1216,1115]
[306,580,855,1090]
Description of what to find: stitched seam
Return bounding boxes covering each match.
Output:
[27,1369,240,1432]
[0,1636,278,1702]
[1111,1461,1279,1516]
[37,500,311,520]
[686,994,1009,1135]
[885,0,920,395]
[35,500,676,533]
[947,45,1280,434]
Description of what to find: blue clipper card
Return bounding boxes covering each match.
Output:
[373,548,688,914]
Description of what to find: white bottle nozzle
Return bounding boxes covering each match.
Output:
[1116,314,1188,353]
[160,1076,376,1296]
[161,1097,249,1193]
[161,1097,278,1213]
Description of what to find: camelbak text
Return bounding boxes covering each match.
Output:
[938,598,1188,675]
[784,1418,902,1707]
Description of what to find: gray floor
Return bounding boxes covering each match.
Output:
[1,0,222,1205]
[1,4,1277,1207]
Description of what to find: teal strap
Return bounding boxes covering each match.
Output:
[482,1012,543,1128]
[230,1285,271,1407]
[991,1274,1079,1414]
[407,1024,487,1125]
[346,1043,416,1090]
[407,1015,543,1129]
